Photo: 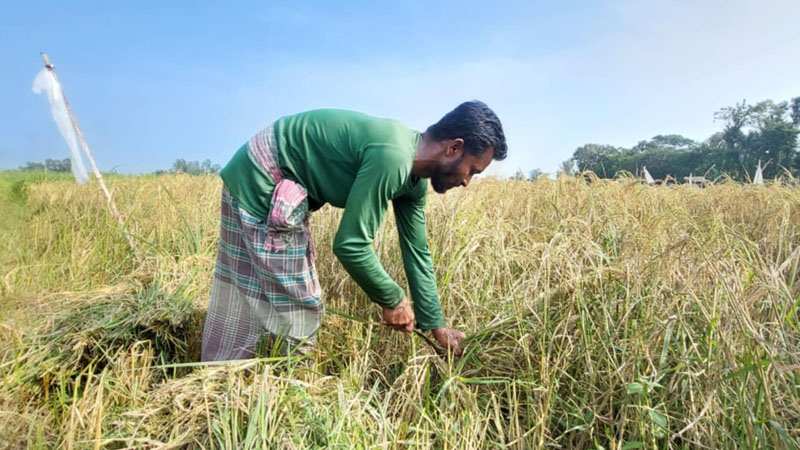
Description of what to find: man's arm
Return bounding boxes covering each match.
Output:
[393,184,467,355]
[332,146,407,309]
[392,191,446,330]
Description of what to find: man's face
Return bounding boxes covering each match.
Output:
[430,144,495,194]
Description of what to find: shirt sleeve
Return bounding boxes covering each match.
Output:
[332,146,407,308]
[392,182,446,330]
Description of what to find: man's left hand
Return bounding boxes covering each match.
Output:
[430,327,467,356]
[382,297,415,333]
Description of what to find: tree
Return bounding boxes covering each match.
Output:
[172,158,188,173]
[167,158,221,175]
[571,144,622,176]
[558,158,576,176]
[527,168,543,180]
[632,135,697,153]
[790,97,800,126]
[714,100,799,177]
[44,158,71,173]
[512,168,526,181]
[747,101,798,177]
[19,159,72,173]
[200,159,222,174]
[564,96,800,181]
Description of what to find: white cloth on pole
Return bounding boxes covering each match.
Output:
[643,166,655,185]
[32,68,89,184]
[753,160,764,185]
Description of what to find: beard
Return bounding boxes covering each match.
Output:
[431,174,447,193]
[430,156,463,194]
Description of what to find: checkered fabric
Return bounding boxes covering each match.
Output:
[201,126,323,361]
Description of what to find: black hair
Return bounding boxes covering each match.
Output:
[425,100,507,161]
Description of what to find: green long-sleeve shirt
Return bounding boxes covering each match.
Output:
[220,109,445,330]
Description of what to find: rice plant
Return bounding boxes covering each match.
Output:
[1,172,798,449]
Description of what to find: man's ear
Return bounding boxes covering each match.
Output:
[446,138,465,157]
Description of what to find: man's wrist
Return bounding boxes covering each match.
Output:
[375,292,405,309]
[419,321,447,332]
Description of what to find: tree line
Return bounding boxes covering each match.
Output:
[151,159,221,175]
[20,158,74,173]
[18,158,222,176]
[560,97,800,181]
[20,97,800,183]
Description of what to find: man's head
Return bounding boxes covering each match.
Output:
[423,101,507,194]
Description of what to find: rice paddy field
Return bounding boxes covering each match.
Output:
[1,171,799,449]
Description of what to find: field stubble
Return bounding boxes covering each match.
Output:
[1,173,799,449]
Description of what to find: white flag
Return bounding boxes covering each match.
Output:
[642,166,655,185]
[753,160,764,185]
[32,68,89,184]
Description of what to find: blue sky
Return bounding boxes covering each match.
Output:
[1,0,798,176]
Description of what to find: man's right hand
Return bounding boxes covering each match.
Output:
[431,327,467,356]
[382,297,415,333]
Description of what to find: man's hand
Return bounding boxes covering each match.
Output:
[431,327,467,356]
[382,297,415,333]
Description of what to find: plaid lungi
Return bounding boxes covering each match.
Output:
[201,125,323,361]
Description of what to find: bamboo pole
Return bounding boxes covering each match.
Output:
[40,52,142,263]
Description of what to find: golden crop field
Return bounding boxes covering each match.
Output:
[1,172,799,449]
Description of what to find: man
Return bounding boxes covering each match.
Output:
[201,101,507,361]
